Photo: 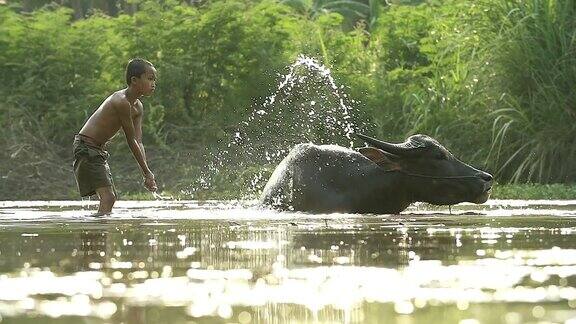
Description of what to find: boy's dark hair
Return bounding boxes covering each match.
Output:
[125,58,153,85]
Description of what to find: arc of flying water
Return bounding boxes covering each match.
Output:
[257,55,356,145]
[200,55,361,195]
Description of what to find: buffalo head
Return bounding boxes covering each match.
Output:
[356,133,493,206]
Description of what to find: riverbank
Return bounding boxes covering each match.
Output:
[119,183,576,201]
[490,183,576,200]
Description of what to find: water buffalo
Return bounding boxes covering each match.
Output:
[260,133,493,214]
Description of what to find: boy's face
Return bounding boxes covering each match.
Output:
[134,66,157,96]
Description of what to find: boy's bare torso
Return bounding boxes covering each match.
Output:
[79,90,141,146]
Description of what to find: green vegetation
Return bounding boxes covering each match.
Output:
[491,183,576,200]
[0,0,574,200]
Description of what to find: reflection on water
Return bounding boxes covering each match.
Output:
[1,200,576,323]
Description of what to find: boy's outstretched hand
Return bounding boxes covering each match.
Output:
[144,174,158,192]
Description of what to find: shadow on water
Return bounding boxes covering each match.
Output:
[1,200,576,323]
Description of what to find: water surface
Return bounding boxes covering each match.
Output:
[1,200,576,324]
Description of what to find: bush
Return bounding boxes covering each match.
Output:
[1,0,574,200]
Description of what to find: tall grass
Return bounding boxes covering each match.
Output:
[487,0,576,183]
[396,0,576,183]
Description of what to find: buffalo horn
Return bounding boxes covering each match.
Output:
[355,133,422,157]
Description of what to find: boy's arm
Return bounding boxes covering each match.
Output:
[133,103,148,171]
[116,100,154,181]
[133,103,158,192]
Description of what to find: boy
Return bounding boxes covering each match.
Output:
[73,58,158,215]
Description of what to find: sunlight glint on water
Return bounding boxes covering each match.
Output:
[1,201,576,323]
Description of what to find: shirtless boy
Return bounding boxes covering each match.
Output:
[73,58,158,215]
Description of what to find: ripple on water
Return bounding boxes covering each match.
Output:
[1,200,576,323]
[1,247,576,319]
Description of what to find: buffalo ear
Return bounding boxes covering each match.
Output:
[358,147,402,171]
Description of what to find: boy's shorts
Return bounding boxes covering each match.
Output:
[72,135,117,198]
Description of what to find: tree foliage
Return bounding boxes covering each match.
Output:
[0,0,574,199]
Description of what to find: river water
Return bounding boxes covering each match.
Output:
[1,200,576,324]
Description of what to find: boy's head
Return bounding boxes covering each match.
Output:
[125,58,157,96]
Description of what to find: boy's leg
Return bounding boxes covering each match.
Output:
[95,186,116,215]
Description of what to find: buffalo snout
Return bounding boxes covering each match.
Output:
[470,170,493,204]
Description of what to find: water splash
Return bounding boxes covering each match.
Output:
[257,55,357,146]
[195,55,366,197]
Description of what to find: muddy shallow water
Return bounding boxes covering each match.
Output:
[1,200,576,324]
